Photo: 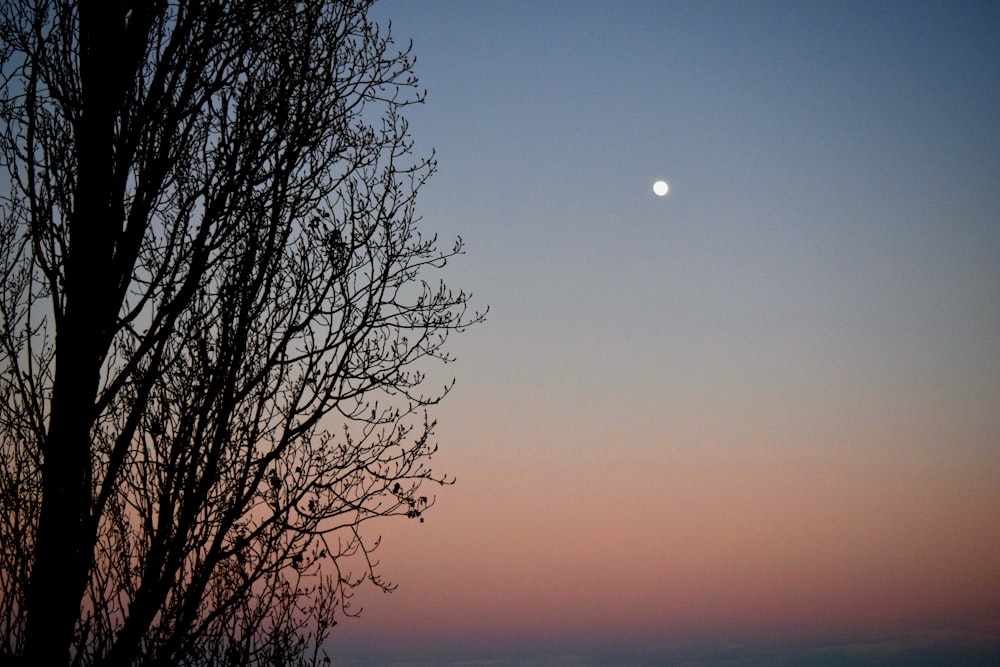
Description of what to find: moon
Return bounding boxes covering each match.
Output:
[653,180,669,197]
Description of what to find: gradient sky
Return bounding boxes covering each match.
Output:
[332,1,1000,664]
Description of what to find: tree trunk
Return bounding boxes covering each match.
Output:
[21,3,127,663]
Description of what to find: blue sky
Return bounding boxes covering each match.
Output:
[378,0,999,447]
[333,1,1000,663]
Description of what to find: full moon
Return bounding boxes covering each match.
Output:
[653,180,669,197]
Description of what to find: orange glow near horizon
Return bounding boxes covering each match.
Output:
[337,440,1000,651]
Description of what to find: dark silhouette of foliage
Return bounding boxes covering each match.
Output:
[0,1,483,665]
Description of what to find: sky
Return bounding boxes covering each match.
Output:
[331,1,1000,664]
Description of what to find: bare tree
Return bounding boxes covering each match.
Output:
[0,1,483,665]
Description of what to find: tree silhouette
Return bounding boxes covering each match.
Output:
[0,1,483,665]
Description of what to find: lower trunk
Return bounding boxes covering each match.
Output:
[21,435,91,666]
[21,313,105,665]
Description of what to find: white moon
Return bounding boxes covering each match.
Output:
[653,180,669,197]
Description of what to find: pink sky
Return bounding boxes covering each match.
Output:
[332,420,999,658]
